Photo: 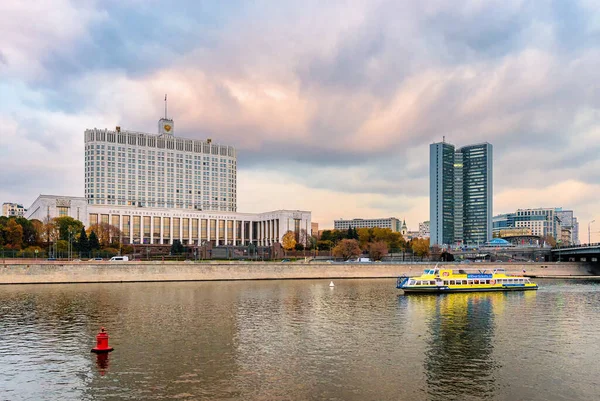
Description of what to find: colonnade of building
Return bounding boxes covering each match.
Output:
[89,212,285,246]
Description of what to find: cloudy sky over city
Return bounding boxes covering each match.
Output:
[1,0,600,237]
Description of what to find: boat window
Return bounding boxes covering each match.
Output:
[462,280,467,285]
[449,280,455,285]
[430,281,436,285]
[474,280,479,284]
[485,280,489,284]
[409,280,415,285]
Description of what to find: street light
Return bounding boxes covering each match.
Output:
[589,220,595,245]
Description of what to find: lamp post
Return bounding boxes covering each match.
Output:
[589,220,595,245]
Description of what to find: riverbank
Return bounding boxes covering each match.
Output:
[0,261,597,285]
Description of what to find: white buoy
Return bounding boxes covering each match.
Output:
[329,281,335,287]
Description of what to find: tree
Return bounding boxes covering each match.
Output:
[54,216,84,241]
[40,217,59,245]
[88,223,122,247]
[3,219,24,249]
[15,217,38,246]
[89,231,100,251]
[298,229,309,247]
[320,230,333,242]
[282,231,296,254]
[440,251,455,262]
[542,235,557,248]
[76,227,90,255]
[411,238,430,260]
[316,240,333,250]
[357,227,371,249]
[369,240,388,261]
[347,227,354,240]
[30,219,44,246]
[171,239,184,255]
[332,239,361,260]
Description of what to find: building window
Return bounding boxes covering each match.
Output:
[58,206,69,217]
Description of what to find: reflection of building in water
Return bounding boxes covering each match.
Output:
[423,293,500,399]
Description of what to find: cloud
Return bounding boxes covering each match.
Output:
[1,0,600,239]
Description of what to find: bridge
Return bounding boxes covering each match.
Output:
[552,244,600,263]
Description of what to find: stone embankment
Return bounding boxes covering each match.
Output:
[0,260,597,285]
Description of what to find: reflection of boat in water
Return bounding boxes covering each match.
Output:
[397,266,538,293]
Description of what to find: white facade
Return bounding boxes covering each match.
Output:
[24,195,87,222]
[418,221,430,238]
[515,208,560,239]
[334,217,400,232]
[26,194,310,247]
[2,202,26,217]
[84,118,237,212]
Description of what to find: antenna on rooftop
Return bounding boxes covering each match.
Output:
[164,94,168,119]
[443,135,445,143]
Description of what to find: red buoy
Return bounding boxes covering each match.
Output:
[91,327,114,353]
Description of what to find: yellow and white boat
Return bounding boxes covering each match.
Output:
[396,266,538,293]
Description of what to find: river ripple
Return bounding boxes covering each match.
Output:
[1,279,599,400]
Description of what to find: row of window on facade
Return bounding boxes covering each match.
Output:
[86,132,235,157]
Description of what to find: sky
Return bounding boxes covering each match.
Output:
[1,0,600,239]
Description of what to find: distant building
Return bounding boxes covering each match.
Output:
[493,207,577,244]
[405,231,420,241]
[494,227,532,238]
[2,202,26,217]
[334,217,401,232]
[311,222,319,238]
[555,209,579,245]
[418,221,430,238]
[430,141,493,246]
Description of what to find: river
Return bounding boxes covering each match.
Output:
[1,279,599,400]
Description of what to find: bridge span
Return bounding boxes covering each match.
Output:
[552,244,600,263]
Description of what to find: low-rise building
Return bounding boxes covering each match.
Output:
[26,194,310,247]
[334,217,401,232]
[493,207,579,245]
[2,202,26,217]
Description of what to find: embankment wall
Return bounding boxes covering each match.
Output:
[0,261,597,285]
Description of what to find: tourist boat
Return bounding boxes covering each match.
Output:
[396,266,538,293]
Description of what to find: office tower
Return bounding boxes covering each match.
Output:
[84,117,237,212]
[460,143,493,245]
[430,142,456,246]
[430,141,493,246]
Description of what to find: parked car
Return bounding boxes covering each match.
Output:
[109,256,129,262]
[281,259,291,263]
[89,258,103,261]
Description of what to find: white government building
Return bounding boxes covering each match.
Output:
[26,116,310,247]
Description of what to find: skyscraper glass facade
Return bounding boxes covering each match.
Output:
[461,144,493,245]
[429,142,455,246]
[430,141,493,246]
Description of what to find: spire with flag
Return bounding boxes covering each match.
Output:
[164,94,167,119]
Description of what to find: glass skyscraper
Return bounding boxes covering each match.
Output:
[430,141,493,247]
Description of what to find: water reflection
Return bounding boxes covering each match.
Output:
[425,293,502,400]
